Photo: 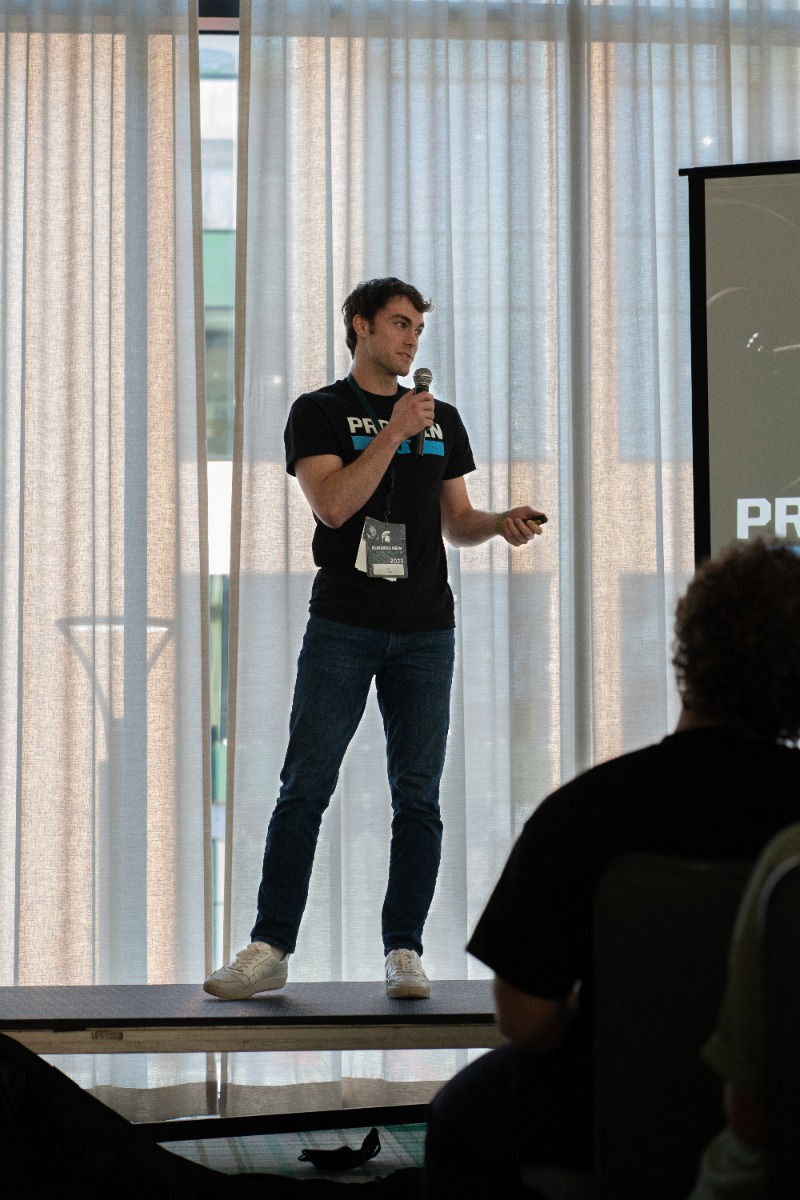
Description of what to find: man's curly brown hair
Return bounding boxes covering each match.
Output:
[342,277,432,356]
[673,539,800,742]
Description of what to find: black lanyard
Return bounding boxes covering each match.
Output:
[346,373,405,525]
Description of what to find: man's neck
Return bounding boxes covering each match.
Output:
[674,708,724,734]
[349,362,399,397]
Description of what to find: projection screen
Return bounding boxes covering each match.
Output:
[682,160,800,563]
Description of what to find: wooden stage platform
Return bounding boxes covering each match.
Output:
[0,979,503,1056]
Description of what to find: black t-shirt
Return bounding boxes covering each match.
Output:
[468,728,800,1001]
[284,377,476,631]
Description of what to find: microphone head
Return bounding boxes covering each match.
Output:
[413,367,433,391]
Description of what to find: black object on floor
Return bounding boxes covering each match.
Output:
[299,1126,382,1169]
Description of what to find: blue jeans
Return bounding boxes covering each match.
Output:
[251,615,456,956]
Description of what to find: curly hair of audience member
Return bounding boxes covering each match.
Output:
[673,539,800,742]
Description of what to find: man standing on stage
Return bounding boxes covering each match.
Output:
[204,277,546,1002]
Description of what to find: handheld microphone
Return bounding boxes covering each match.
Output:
[412,367,433,457]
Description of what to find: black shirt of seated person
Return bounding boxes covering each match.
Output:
[469,728,800,1009]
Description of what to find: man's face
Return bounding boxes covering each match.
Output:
[355,295,426,379]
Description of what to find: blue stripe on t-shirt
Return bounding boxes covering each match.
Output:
[351,435,444,456]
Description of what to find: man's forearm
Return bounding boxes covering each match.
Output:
[444,508,503,548]
[297,425,406,529]
[298,385,435,528]
[493,977,580,1053]
[443,503,546,549]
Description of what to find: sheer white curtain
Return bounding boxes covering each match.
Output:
[0,0,210,1117]
[224,0,800,1109]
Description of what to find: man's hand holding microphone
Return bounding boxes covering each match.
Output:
[388,368,435,453]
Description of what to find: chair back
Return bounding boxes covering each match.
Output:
[593,854,751,1200]
[762,854,800,1199]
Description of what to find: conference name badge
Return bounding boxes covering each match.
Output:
[355,518,408,580]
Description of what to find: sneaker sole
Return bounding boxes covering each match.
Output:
[202,975,287,1000]
[386,983,431,1000]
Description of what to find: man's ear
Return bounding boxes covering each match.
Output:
[352,313,369,341]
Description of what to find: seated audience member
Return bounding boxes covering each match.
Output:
[423,539,800,1199]
[688,821,800,1200]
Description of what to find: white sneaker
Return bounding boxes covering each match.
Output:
[203,942,289,999]
[385,949,431,999]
